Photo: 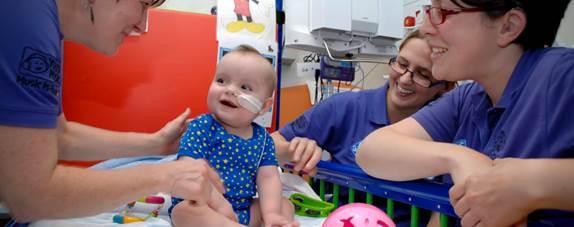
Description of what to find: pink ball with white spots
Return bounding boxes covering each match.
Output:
[322,203,396,227]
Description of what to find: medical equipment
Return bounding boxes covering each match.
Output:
[320,56,356,82]
[112,196,165,224]
[323,203,395,227]
[290,193,335,218]
[284,0,403,60]
[237,93,264,113]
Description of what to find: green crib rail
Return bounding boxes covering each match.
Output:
[286,161,457,226]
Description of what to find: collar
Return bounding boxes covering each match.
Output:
[496,49,545,109]
[367,81,391,125]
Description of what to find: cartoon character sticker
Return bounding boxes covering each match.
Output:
[227,0,264,33]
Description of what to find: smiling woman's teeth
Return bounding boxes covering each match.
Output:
[431,47,447,58]
[432,47,447,53]
[398,85,414,94]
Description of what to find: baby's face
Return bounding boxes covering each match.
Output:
[207,53,273,128]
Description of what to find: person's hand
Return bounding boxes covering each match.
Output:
[263,213,300,227]
[208,186,237,222]
[166,158,225,206]
[153,108,191,155]
[449,148,492,184]
[283,137,322,176]
[449,158,536,227]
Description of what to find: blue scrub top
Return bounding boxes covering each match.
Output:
[414,48,574,226]
[0,0,63,128]
[279,83,390,166]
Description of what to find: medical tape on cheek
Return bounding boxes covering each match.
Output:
[237,94,263,113]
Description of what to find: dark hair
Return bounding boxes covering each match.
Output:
[149,0,166,7]
[452,0,572,49]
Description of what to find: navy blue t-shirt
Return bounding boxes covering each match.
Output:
[414,48,574,226]
[280,84,390,166]
[0,0,63,128]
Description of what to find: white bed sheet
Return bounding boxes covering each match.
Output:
[27,156,326,227]
[29,213,324,227]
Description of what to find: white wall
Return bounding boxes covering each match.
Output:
[556,0,574,47]
[157,0,573,90]
[158,0,215,14]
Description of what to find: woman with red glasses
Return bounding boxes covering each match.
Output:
[0,0,225,223]
[357,0,574,226]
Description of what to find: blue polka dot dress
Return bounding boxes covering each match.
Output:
[169,114,278,225]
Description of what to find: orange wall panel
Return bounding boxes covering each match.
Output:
[61,10,218,166]
[278,85,312,128]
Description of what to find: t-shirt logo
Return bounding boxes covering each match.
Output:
[455,139,468,147]
[293,116,309,131]
[17,47,61,95]
[350,140,363,156]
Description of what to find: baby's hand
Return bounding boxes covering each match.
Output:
[263,213,300,227]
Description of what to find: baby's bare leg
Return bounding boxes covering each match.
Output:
[171,200,245,227]
[280,197,296,222]
[248,200,262,227]
[248,197,297,227]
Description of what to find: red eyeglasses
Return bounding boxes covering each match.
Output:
[423,5,484,25]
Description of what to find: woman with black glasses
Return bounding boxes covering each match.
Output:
[271,29,456,226]
[357,0,574,226]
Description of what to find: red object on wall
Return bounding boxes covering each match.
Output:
[60,10,222,167]
[404,16,416,27]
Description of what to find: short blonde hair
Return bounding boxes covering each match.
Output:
[227,44,276,96]
[399,29,424,51]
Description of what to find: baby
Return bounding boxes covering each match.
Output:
[169,45,297,227]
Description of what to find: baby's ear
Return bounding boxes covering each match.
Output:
[258,97,274,115]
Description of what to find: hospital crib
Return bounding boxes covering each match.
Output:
[285,161,457,227]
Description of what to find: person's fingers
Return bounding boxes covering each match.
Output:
[204,163,225,194]
[168,108,190,127]
[185,175,208,206]
[297,141,315,169]
[306,167,318,176]
[303,146,322,173]
[290,139,303,163]
[206,189,235,221]
[292,145,307,172]
[288,137,300,154]
[179,108,191,121]
[449,182,465,206]
[460,211,480,227]
[453,195,471,220]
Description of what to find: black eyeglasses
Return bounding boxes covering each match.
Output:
[388,57,446,88]
[423,5,484,26]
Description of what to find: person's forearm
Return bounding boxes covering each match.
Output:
[256,166,283,216]
[58,121,161,160]
[6,163,172,222]
[270,132,290,164]
[356,126,467,181]
[530,159,574,211]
